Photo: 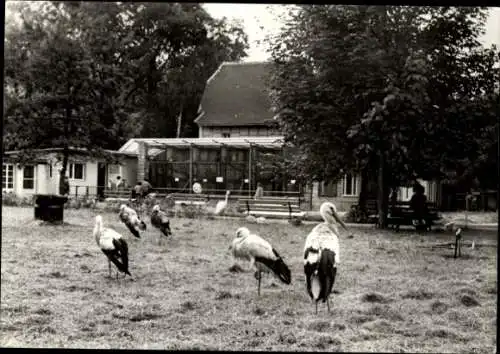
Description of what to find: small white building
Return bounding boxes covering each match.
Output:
[2,148,137,198]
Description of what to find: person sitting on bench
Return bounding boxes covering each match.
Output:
[410,183,428,230]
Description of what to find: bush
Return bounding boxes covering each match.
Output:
[64,196,97,209]
[345,204,370,223]
[2,192,34,207]
[179,204,206,219]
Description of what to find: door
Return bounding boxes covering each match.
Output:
[97,163,106,200]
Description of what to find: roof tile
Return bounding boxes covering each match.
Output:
[196,61,275,127]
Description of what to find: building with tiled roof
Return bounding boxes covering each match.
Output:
[194,61,280,138]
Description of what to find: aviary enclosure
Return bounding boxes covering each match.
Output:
[146,139,302,196]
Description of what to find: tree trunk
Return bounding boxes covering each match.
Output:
[59,148,69,195]
[358,167,369,214]
[59,101,71,195]
[176,103,184,138]
[377,152,389,228]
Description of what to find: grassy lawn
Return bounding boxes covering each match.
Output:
[1,205,497,352]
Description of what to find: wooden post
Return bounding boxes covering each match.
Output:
[86,186,89,197]
[282,147,286,195]
[248,143,253,197]
[75,186,78,199]
[223,146,227,192]
[189,144,193,194]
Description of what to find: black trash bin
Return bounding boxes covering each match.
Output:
[34,194,68,223]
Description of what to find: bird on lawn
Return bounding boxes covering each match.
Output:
[303,202,351,314]
[229,227,291,296]
[150,204,172,243]
[93,215,131,279]
[453,227,463,258]
[119,204,147,239]
[214,190,231,216]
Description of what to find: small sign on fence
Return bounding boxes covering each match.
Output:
[216,177,223,183]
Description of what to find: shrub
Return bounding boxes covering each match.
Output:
[64,196,98,209]
[345,204,370,223]
[181,204,206,219]
[2,192,35,207]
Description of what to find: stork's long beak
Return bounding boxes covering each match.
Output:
[332,210,349,232]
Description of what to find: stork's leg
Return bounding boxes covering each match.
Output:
[315,301,318,314]
[257,271,261,296]
[108,260,112,278]
[326,297,331,313]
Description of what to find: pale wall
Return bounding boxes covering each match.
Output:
[200,126,279,138]
[7,163,45,197]
[107,158,137,188]
[4,155,139,198]
[122,158,138,186]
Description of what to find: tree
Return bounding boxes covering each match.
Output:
[106,3,248,139]
[4,1,248,194]
[268,5,499,227]
[4,2,129,193]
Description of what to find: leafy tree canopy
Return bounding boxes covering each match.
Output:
[269,6,499,189]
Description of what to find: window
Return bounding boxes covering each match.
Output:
[2,164,14,191]
[23,165,35,189]
[222,132,231,138]
[343,173,358,196]
[69,163,85,180]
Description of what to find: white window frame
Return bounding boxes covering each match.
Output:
[2,163,15,192]
[68,162,85,181]
[23,165,35,190]
[342,173,358,196]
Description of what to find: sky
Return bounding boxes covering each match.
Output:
[203,3,500,62]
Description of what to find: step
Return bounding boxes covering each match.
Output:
[247,210,306,218]
[242,204,300,210]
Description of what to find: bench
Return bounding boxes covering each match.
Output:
[387,201,441,231]
[238,196,304,219]
[361,199,441,231]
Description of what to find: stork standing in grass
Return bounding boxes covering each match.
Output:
[229,227,291,296]
[214,190,231,217]
[304,202,351,313]
[93,215,131,279]
[119,204,147,239]
[150,204,172,244]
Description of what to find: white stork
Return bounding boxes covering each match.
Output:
[303,202,351,313]
[119,204,147,239]
[150,204,172,243]
[214,190,231,216]
[93,215,131,279]
[230,227,291,296]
